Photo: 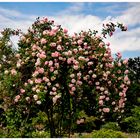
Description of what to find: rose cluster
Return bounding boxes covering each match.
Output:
[3,17,130,121]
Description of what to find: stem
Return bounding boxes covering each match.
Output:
[44,98,55,138]
[68,93,72,138]
[59,92,64,137]
[50,103,55,137]
[46,108,52,137]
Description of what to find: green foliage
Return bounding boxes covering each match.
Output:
[75,111,100,133]
[101,122,121,131]
[31,131,50,138]
[120,106,140,133]
[31,111,49,131]
[125,57,140,114]
[91,128,127,138]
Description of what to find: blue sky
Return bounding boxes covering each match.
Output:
[0,2,140,58]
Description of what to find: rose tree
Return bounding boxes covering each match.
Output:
[0,17,130,137]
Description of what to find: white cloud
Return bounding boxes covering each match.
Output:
[0,7,21,17]
[0,7,36,32]
[0,3,140,56]
[50,14,102,35]
[103,3,140,53]
[114,3,140,27]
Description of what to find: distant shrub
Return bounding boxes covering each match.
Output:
[31,131,50,138]
[101,122,121,131]
[120,106,140,133]
[91,128,127,138]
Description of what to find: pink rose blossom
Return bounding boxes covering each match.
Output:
[54,70,58,75]
[124,70,129,74]
[95,82,100,85]
[36,100,41,105]
[16,62,21,68]
[29,80,33,85]
[63,29,68,33]
[43,30,47,35]
[106,42,110,46]
[47,82,51,86]
[104,90,108,94]
[88,62,93,66]
[15,53,20,58]
[92,74,97,78]
[39,53,46,59]
[38,68,44,74]
[49,30,56,36]
[52,87,57,91]
[108,81,111,84]
[20,36,26,42]
[104,53,109,57]
[50,67,54,72]
[67,58,72,64]
[71,86,76,92]
[127,81,131,85]
[123,59,128,65]
[35,58,41,66]
[32,44,38,51]
[54,63,59,68]
[119,92,124,96]
[71,79,76,83]
[103,108,110,113]
[77,39,83,45]
[40,38,47,45]
[70,74,75,78]
[53,95,61,104]
[77,72,82,77]
[99,96,105,100]
[48,61,53,67]
[11,69,17,75]
[33,71,39,77]
[24,82,28,86]
[96,86,100,90]
[99,100,103,105]
[118,62,122,67]
[57,45,62,51]
[99,42,104,48]
[43,77,49,82]
[77,81,82,86]
[69,84,73,88]
[73,65,79,70]
[26,97,30,101]
[116,52,122,59]
[50,42,56,47]
[55,83,60,87]
[14,98,19,102]
[124,75,129,82]
[33,95,38,101]
[20,88,25,94]
[32,87,36,91]
[51,51,60,57]
[44,61,48,65]
[32,52,36,56]
[105,97,110,101]
[112,101,115,105]
[15,95,20,100]
[35,78,42,84]
[73,49,78,54]
[67,50,72,56]
[100,87,104,91]
[36,89,40,93]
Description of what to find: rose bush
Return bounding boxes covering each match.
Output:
[0,17,130,137]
